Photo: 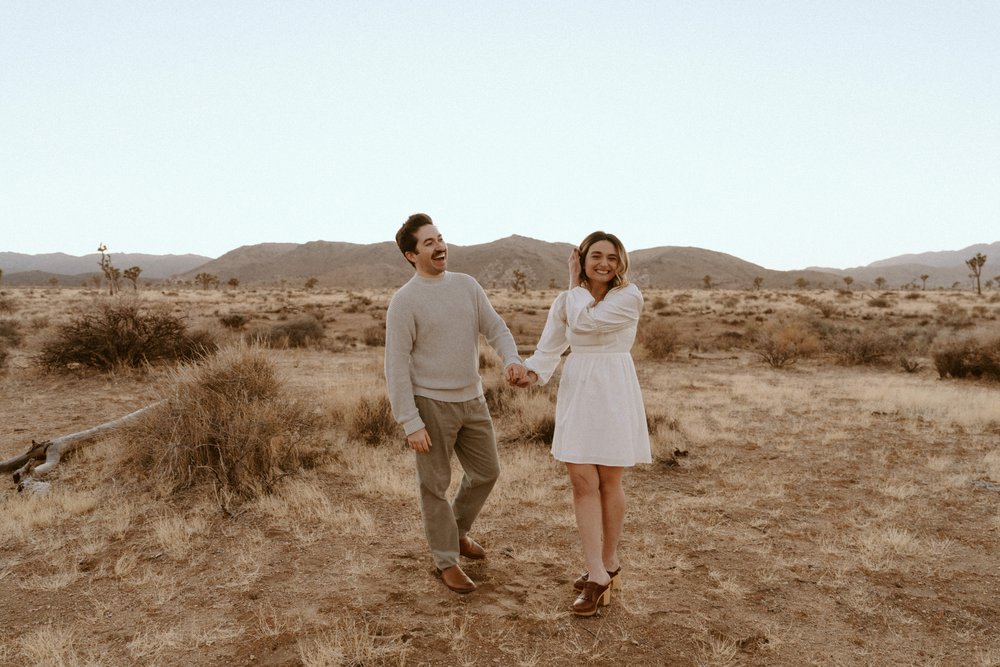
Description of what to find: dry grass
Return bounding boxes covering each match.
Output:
[119,343,323,501]
[1,286,999,666]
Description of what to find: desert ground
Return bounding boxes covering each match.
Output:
[1,284,999,666]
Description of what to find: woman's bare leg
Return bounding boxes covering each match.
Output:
[597,465,625,572]
[566,463,611,586]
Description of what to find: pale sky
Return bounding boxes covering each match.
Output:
[2,1,998,270]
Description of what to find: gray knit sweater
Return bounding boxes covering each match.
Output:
[384,272,521,435]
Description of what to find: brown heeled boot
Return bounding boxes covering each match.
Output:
[573,567,621,592]
[572,580,612,617]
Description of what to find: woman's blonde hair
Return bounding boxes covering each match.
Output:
[577,231,630,290]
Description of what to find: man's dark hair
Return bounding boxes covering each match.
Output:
[395,213,434,267]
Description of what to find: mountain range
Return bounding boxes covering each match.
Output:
[2,240,997,291]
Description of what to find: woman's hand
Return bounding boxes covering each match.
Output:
[510,370,538,388]
[568,248,581,289]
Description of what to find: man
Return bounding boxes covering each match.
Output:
[385,213,527,594]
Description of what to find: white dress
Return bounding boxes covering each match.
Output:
[524,284,651,466]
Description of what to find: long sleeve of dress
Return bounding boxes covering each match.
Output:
[523,291,570,385]
[565,284,643,334]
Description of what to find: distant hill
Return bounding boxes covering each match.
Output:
[0,251,212,285]
[809,241,1000,290]
[4,239,996,290]
[178,235,844,290]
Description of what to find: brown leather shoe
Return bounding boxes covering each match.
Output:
[436,565,476,594]
[458,536,486,560]
[573,567,621,592]
[572,580,612,617]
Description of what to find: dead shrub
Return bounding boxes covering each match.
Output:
[936,302,973,329]
[38,298,215,371]
[931,337,1000,380]
[832,329,903,366]
[219,313,249,330]
[0,294,15,314]
[640,319,680,359]
[0,318,23,347]
[346,394,397,446]
[752,321,821,368]
[484,373,520,413]
[362,325,386,347]
[497,385,558,444]
[251,315,324,348]
[120,344,322,500]
[867,296,893,308]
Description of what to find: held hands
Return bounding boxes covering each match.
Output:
[507,364,538,388]
[505,363,528,386]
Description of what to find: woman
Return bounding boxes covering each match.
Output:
[515,231,651,616]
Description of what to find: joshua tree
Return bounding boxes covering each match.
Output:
[920,274,929,290]
[227,277,240,289]
[843,276,854,291]
[194,272,220,290]
[874,277,887,290]
[965,253,987,295]
[511,269,528,294]
[702,275,713,290]
[97,243,121,295]
[123,266,142,291]
[794,277,809,290]
[304,277,319,290]
[753,276,764,291]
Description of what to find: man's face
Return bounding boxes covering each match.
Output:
[405,224,447,277]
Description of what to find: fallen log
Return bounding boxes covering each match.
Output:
[1,402,162,487]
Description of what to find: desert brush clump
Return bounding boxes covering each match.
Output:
[120,344,323,500]
[931,337,1000,380]
[38,297,215,370]
[362,325,386,347]
[752,320,821,368]
[639,318,680,359]
[218,313,249,330]
[0,293,16,314]
[0,318,23,347]
[343,394,398,446]
[830,327,904,366]
[249,315,324,348]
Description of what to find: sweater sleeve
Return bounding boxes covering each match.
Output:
[384,294,425,435]
[476,282,522,368]
[565,284,642,334]
[523,291,570,385]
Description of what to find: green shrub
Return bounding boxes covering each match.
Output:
[38,299,215,370]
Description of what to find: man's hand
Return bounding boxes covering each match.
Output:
[505,363,528,386]
[407,428,432,453]
[510,370,538,388]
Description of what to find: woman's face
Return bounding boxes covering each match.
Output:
[583,239,620,286]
